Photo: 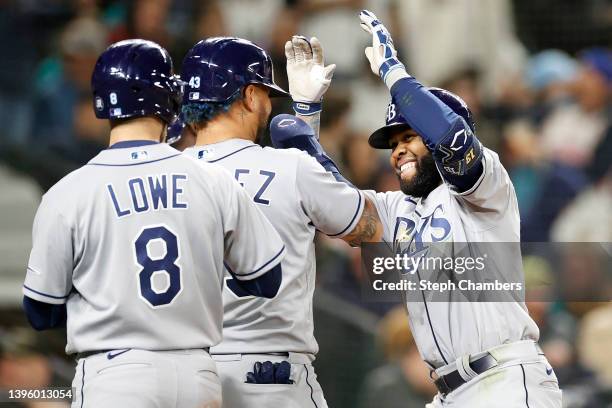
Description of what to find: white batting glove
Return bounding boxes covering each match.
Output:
[359,9,409,88]
[286,36,336,115]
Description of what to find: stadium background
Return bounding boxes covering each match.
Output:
[0,0,610,407]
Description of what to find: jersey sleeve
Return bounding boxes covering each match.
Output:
[451,148,517,217]
[23,194,73,305]
[296,153,365,238]
[216,168,286,281]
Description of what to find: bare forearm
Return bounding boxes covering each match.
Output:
[296,112,321,139]
[343,197,383,247]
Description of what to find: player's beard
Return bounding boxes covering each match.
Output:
[254,106,270,145]
[398,152,442,198]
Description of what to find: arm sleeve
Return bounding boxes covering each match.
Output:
[225,263,282,299]
[389,77,484,192]
[296,153,365,238]
[23,194,73,304]
[217,169,285,281]
[23,296,67,330]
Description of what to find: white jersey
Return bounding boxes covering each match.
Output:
[23,141,285,355]
[184,139,364,354]
[364,148,539,368]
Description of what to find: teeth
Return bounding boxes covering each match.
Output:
[400,162,416,172]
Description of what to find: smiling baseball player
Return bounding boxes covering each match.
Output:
[270,10,563,408]
[21,39,287,408]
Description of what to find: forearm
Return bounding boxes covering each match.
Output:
[342,197,383,247]
[296,111,321,139]
[388,76,461,150]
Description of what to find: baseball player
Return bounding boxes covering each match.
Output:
[270,11,563,408]
[22,39,287,408]
[178,37,381,407]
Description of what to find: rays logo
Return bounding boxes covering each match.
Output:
[393,204,452,253]
[386,103,397,122]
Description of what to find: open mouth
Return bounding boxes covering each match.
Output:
[396,158,417,177]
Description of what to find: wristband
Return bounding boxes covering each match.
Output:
[292,101,322,116]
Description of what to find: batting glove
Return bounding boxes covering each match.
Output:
[286,36,336,115]
[359,9,409,88]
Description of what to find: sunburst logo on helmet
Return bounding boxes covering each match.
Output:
[95,97,104,111]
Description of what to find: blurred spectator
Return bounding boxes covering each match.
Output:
[522,48,611,240]
[109,0,173,49]
[523,256,576,372]
[578,305,612,387]
[525,49,578,125]
[357,307,437,408]
[348,64,393,136]
[514,0,612,54]
[297,0,391,81]
[218,0,288,47]
[340,133,380,189]
[33,16,107,152]
[539,48,612,168]
[0,327,72,408]
[392,0,527,101]
[318,90,353,160]
[192,1,226,40]
[551,157,612,242]
[567,304,612,407]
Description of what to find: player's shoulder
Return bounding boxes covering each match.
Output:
[261,145,310,163]
[179,153,237,188]
[365,188,406,203]
[43,166,87,200]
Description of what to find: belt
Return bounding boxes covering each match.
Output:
[76,348,210,360]
[433,341,544,396]
[434,353,498,396]
[211,352,314,364]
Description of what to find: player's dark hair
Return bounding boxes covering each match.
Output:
[181,91,242,130]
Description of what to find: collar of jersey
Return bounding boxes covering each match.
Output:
[187,138,258,161]
[197,138,254,150]
[108,140,159,149]
[88,141,178,166]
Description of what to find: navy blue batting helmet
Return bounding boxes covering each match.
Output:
[181,37,289,104]
[368,87,475,149]
[92,39,183,124]
[166,116,186,145]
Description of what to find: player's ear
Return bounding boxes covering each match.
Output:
[242,84,259,113]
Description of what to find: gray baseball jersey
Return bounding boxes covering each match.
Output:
[23,141,285,354]
[364,148,539,368]
[184,139,364,354]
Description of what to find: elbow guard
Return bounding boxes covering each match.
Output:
[434,119,483,176]
[434,119,484,192]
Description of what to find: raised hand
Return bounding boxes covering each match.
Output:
[359,9,407,86]
[285,36,336,115]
